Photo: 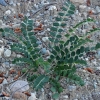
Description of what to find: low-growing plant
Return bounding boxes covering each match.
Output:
[0,0,100,99]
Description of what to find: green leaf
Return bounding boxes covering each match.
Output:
[54,46,60,52]
[95,43,100,50]
[52,93,59,100]
[49,38,54,42]
[62,7,67,11]
[75,60,87,65]
[21,22,26,28]
[34,75,49,90]
[80,46,85,53]
[53,22,59,26]
[68,10,74,14]
[55,17,62,21]
[76,49,80,54]
[51,27,57,31]
[36,57,50,71]
[71,51,75,56]
[60,23,67,27]
[50,32,56,37]
[58,28,63,32]
[61,50,65,57]
[0,28,4,32]
[65,48,69,54]
[51,87,56,93]
[56,35,62,38]
[58,12,65,16]
[52,50,57,56]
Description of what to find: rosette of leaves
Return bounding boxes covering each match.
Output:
[48,1,100,99]
[1,17,50,91]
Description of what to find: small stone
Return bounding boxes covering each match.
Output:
[42,37,49,42]
[0,20,3,25]
[63,95,69,99]
[34,4,38,9]
[2,62,10,68]
[35,21,40,27]
[68,85,76,91]
[75,10,79,15]
[5,10,11,15]
[0,46,4,57]
[36,41,42,45]
[2,79,8,84]
[41,48,47,54]
[96,50,100,58]
[79,5,87,11]
[26,13,30,17]
[70,0,86,4]
[37,32,45,35]
[10,80,29,92]
[47,28,50,31]
[0,40,3,44]
[28,93,37,100]
[17,54,22,58]
[96,6,100,13]
[4,49,11,57]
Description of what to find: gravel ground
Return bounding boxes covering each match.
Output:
[0,0,100,100]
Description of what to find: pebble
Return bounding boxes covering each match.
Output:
[0,40,3,44]
[36,41,42,45]
[2,79,8,84]
[10,80,29,92]
[42,37,49,42]
[28,93,37,100]
[0,46,4,57]
[97,51,100,58]
[16,54,22,58]
[41,48,47,54]
[5,10,11,15]
[47,28,50,31]
[79,5,87,11]
[68,85,76,91]
[4,49,11,57]
[70,0,86,4]
[63,95,69,99]
[2,62,10,68]
[37,32,45,35]
[96,6,100,13]
[0,20,3,25]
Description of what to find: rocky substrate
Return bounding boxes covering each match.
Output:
[0,0,100,100]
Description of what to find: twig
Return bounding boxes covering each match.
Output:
[6,70,29,86]
[32,2,57,16]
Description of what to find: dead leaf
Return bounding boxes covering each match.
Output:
[87,35,91,38]
[9,69,16,74]
[13,75,19,80]
[88,10,93,15]
[38,23,43,28]
[13,15,16,18]
[18,71,21,76]
[89,57,95,61]
[18,13,24,18]
[87,0,91,6]
[0,72,4,77]
[14,28,21,33]
[22,91,31,96]
[2,92,10,97]
[0,78,4,84]
[84,68,94,73]
[92,25,96,29]
[34,27,43,31]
